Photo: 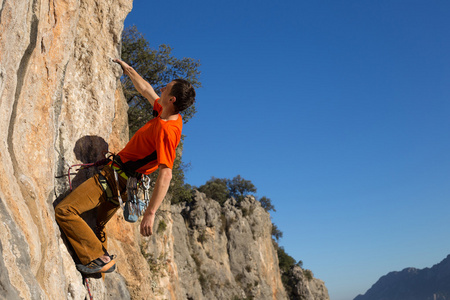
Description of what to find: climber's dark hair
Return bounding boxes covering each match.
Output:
[170,79,196,113]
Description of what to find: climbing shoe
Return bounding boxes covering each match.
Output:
[76,255,116,274]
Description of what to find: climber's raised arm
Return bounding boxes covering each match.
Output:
[114,58,159,107]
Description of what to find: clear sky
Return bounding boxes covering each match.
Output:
[124,1,450,299]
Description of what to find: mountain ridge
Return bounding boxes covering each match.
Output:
[354,254,450,300]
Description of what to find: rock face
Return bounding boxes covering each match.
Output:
[0,0,132,298]
[288,266,330,300]
[146,193,287,300]
[0,0,329,299]
[354,255,450,300]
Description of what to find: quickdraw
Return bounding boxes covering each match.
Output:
[121,174,150,223]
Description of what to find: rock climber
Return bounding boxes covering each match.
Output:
[55,58,196,274]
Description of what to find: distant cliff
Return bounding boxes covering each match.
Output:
[354,255,450,300]
[0,0,328,299]
[137,191,329,300]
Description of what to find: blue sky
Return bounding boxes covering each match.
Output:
[124,1,450,299]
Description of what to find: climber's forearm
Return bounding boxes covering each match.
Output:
[139,165,172,236]
[145,165,172,216]
[114,58,159,106]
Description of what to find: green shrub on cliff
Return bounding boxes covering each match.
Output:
[198,175,275,213]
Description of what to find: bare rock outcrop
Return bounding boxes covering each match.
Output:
[141,192,330,300]
[288,265,330,300]
[0,0,132,298]
[142,192,288,300]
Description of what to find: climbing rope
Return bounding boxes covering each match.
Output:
[84,277,93,300]
[67,157,111,190]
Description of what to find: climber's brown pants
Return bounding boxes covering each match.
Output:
[55,165,127,265]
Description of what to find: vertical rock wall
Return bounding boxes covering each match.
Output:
[0,0,132,298]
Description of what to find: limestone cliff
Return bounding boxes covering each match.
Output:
[287,266,329,300]
[0,0,329,299]
[110,190,329,300]
[146,193,287,300]
[0,0,132,298]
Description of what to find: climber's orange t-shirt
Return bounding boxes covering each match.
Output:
[117,99,182,175]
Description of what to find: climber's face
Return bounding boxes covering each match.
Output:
[159,81,176,108]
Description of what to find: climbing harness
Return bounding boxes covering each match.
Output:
[61,153,151,222]
[98,174,117,205]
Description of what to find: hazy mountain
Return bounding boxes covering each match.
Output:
[354,255,450,300]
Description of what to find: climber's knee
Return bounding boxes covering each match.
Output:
[54,205,66,223]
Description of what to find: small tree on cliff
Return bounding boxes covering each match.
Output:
[198,175,276,212]
[260,196,276,213]
[227,175,257,202]
[120,25,201,202]
[198,177,229,205]
[272,223,283,241]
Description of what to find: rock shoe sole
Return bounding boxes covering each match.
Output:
[76,258,116,274]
